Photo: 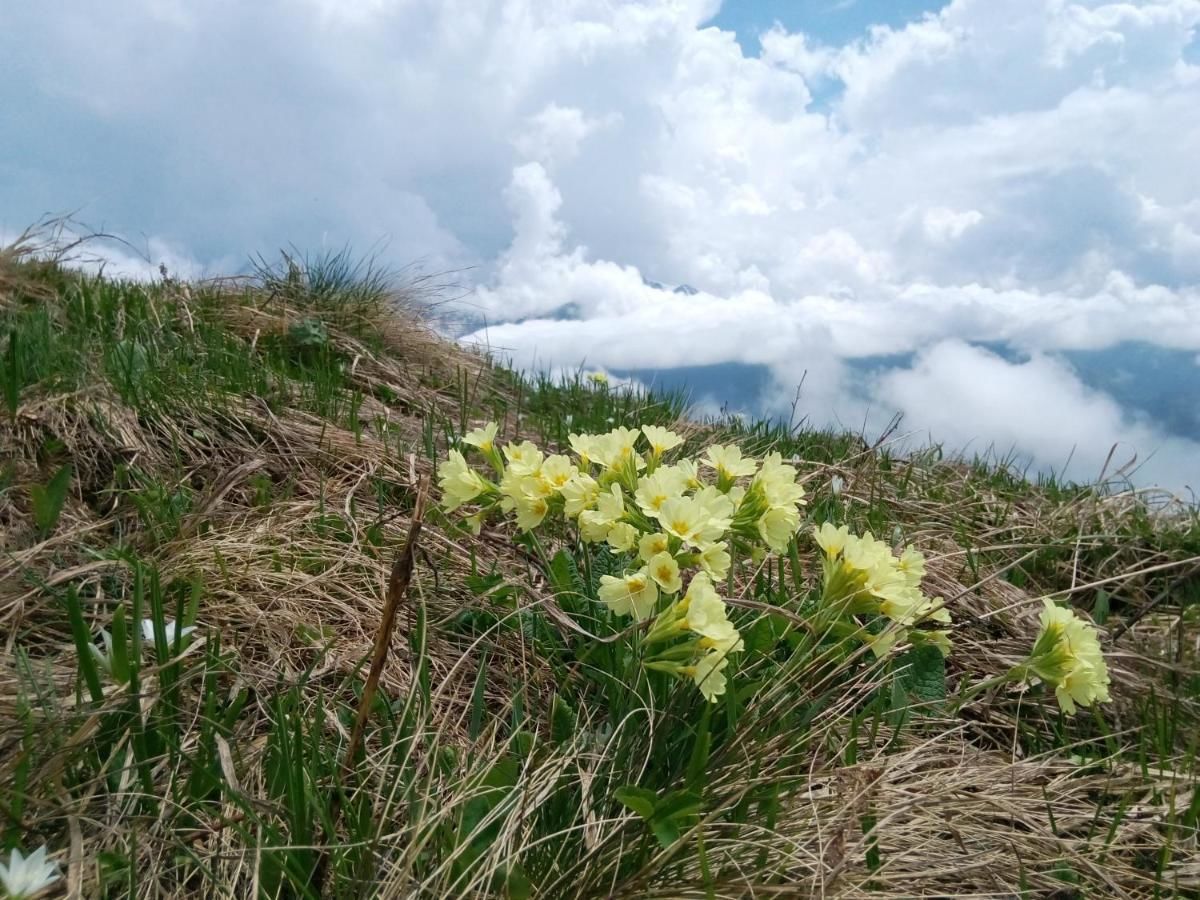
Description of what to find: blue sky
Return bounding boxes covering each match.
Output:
[2,0,1198,493]
[710,0,946,49]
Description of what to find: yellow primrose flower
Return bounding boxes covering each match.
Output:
[642,424,684,456]
[580,483,625,542]
[438,450,490,511]
[896,545,926,587]
[693,485,736,524]
[561,472,600,517]
[569,432,601,467]
[659,496,725,548]
[1025,599,1111,715]
[909,628,953,657]
[813,522,850,558]
[635,468,688,517]
[753,452,807,507]
[514,492,550,532]
[496,468,525,512]
[638,531,670,562]
[502,440,544,476]
[646,551,682,594]
[607,522,639,553]
[541,454,579,491]
[757,506,800,553]
[683,573,728,633]
[875,582,949,627]
[519,472,555,499]
[703,444,758,481]
[597,568,659,620]
[689,651,729,702]
[673,459,704,490]
[462,422,499,453]
[597,426,644,471]
[698,618,744,654]
[697,542,731,581]
[842,531,892,572]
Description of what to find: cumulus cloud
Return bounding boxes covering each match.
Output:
[3,0,1198,490]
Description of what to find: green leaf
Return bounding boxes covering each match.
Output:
[31,463,72,536]
[614,785,657,820]
[650,817,681,849]
[468,648,491,740]
[510,730,536,758]
[3,329,19,418]
[109,607,131,685]
[653,789,702,822]
[1092,589,1111,625]
[550,694,576,745]
[547,550,577,596]
[899,644,946,704]
[504,863,533,900]
[685,707,712,788]
[483,756,519,790]
[65,586,104,702]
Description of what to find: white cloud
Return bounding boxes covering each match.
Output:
[3,0,1198,489]
[921,206,984,242]
[874,341,1199,492]
[514,104,618,166]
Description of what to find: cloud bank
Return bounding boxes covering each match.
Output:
[2,0,1197,492]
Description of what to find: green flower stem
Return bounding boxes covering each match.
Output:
[646,642,700,664]
[953,666,1027,712]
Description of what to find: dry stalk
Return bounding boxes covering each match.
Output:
[343,474,431,776]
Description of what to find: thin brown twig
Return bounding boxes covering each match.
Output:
[342,474,430,775]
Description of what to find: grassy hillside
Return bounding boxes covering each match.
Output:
[1,236,1198,898]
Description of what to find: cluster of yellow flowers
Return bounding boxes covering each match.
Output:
[1019,599,1111,714]
[812,522,952,658]
[440,421,1113,717]
[437,422,808,701]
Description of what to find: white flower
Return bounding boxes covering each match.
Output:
[830,475,844,496]
[140,619,196,644]
[0,845,61,899]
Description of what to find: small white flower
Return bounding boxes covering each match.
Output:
[139,619,197,644]
[830,475,844,496]
[0,845,61,899]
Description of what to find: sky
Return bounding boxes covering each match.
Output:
[1,0,1198,494]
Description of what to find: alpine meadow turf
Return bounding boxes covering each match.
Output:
[1,233,1198,898]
